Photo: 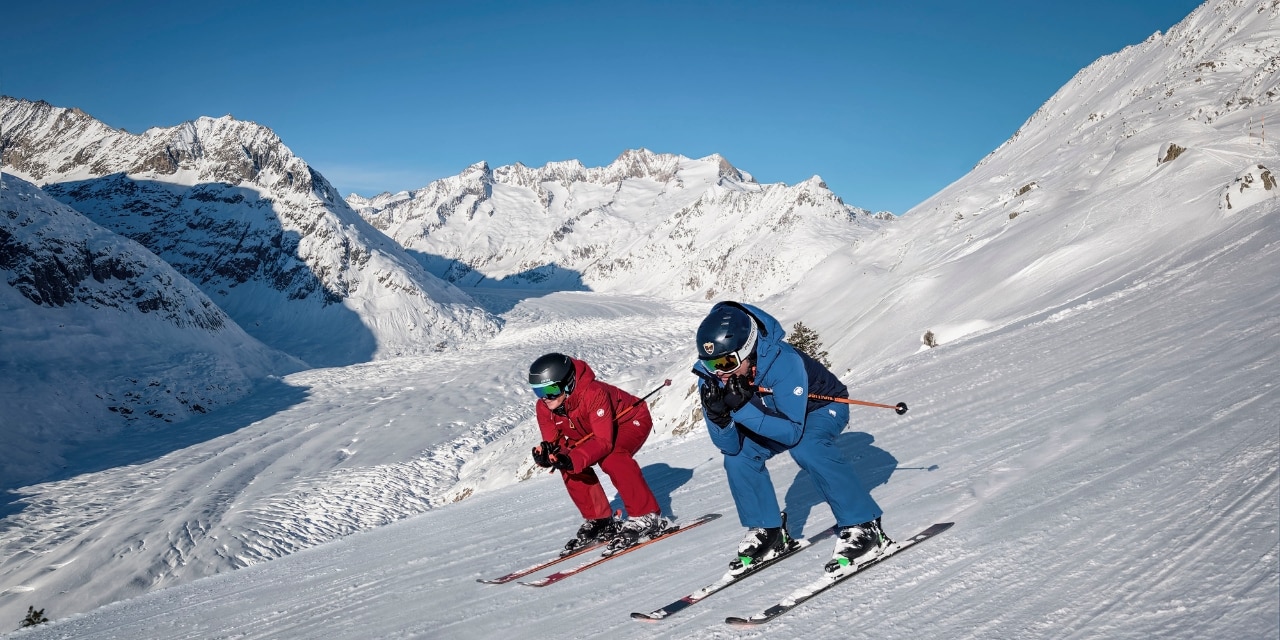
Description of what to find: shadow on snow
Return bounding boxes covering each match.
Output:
[0,376,309,518]
[404,249,591,315]
[606,462,695,521]
[783,431,899,535]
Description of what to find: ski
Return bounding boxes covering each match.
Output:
[724,522,954,626]
[517,513,723,587]
[476,539,609,584]
[631,525,838,621]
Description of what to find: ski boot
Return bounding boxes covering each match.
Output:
[608,512,670,550]
[562,515,619,556]
[824,517,895,573]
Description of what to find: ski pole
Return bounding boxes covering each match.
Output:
[757,387,908,415]
[617,378,672,422]
[566,378,671,448]
[691,367,907,415]
[829,395,909,415]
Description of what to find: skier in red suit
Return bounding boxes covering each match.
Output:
[529,353,670,553]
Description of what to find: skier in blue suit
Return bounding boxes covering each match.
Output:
[694,301,895,573]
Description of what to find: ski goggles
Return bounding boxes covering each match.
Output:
[701,352,745,374]
[531,381,566,399]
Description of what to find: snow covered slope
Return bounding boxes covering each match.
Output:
[5,215,1275,637]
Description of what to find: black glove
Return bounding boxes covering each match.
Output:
[699,382,732,427]
[722,374,756,412]
[532,441,557,468]
[548,451,574,472]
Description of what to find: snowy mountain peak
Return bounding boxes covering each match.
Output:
[604,147,679,181]
[697,152,754,184]
[2,98,318,197]
[598,148,753,185]
[350,148,878,300]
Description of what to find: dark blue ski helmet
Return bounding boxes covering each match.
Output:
[695,303,758,374]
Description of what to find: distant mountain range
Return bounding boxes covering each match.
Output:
[348,148,890,301]
[1,97,884,360]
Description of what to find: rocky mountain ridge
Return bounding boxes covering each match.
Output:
[1,97,499,368]
[348,147,889,302]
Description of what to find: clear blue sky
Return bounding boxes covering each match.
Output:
[4,1,1204,214]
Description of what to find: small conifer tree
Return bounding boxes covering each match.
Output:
[787,321,833,368]
[20,606,48,628]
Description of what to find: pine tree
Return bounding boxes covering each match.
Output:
[20,606,48,628]
[786,321,832,368]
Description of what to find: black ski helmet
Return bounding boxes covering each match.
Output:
[528,352,577,398]
[695,303,759,373]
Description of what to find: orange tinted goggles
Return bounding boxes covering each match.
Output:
[700,352,742,373]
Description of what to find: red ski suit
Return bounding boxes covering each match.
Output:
[535,358,660,520]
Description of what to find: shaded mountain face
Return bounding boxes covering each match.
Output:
[348,148,890,302]
[0,173,304,487]
[0,99,499,367]
[0,174,231,330]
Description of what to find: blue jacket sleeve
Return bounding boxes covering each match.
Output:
[729,349,808,447]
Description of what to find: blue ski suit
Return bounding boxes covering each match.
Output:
[698,303,882,529]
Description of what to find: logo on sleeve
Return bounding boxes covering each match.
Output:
[793,386,804,396]
[597,408,606,417]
